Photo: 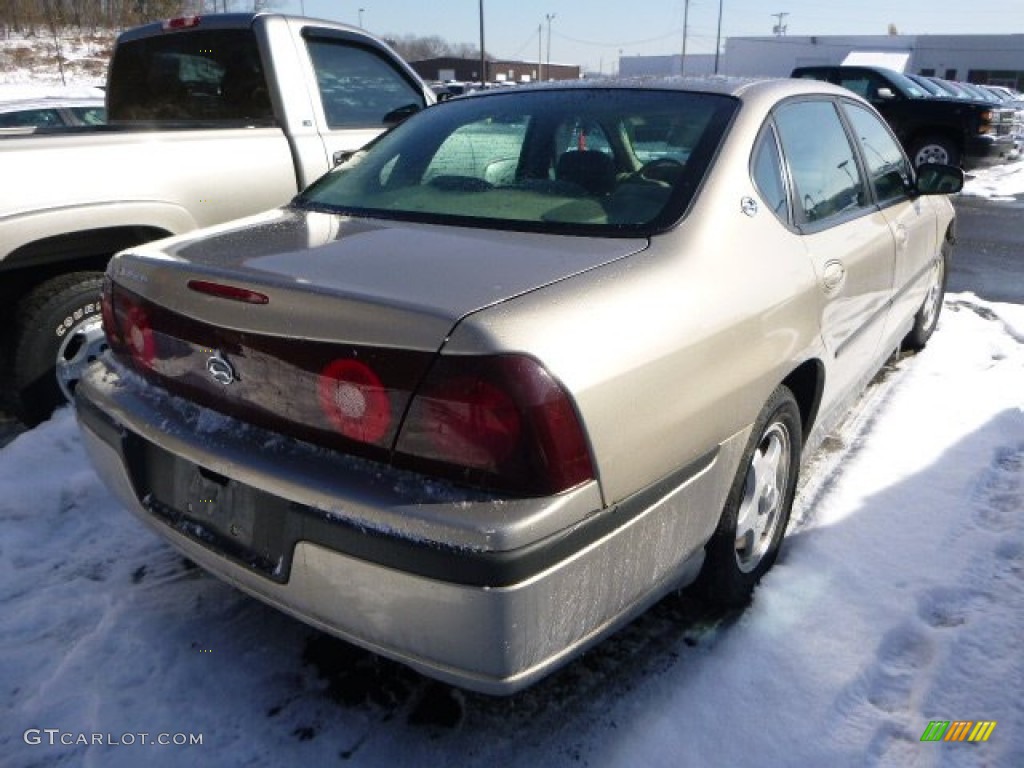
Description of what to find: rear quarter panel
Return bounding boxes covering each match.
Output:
[445,93,827,506]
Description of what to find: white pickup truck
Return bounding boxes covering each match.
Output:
[0,12,433,423]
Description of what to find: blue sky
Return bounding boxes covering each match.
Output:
[281,1,1024,73]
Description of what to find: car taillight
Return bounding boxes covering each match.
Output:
[317,358,392,444]
[395,355,595,496]
[105,281,157,371]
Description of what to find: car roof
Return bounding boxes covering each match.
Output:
[0,97,105,112]
[459,75,856,103]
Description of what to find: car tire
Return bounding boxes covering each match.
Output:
[695,385,802,608]
[910,135,960,167]
[12,272,107,425]
[903,241,950,351]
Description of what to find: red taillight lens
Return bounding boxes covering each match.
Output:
[396,355,595,496]
[317,358,392,444]
[408,375,522,470]
[105,282,157,371]
[122,298,156,369]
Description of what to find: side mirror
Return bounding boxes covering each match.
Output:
[876,87,896,100]
[381,102,421,127]
[915,163,965,195]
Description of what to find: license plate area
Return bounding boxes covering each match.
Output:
[182,464,254,549]
[129,437,296,582]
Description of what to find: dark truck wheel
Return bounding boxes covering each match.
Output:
[910,135,960,167]
[13,272,107,425]
[695,385,802,608]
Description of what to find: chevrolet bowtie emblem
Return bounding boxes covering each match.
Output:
[206,352,236,385]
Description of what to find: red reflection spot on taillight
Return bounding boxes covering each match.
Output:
[318,359,391,444]
[420,377,521,470]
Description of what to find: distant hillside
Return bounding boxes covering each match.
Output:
[0,28,115,86]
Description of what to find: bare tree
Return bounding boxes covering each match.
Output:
[387,33,483,63]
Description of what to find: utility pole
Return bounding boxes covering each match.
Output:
[545,13,556,80]
[538,23,543,81]
[714,0,724,73]
[772,12,788,36]
[681,0,689,77]
[479,0,486,86]
[358,8,364,28]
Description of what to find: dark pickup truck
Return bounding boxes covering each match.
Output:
[791,65,1017,168]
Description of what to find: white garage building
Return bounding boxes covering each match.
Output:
[620,35,1024,88]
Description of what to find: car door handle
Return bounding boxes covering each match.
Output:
[894,223,908,251]
[822,260,846,295]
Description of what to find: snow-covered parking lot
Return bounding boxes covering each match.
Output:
[2,168,1023,767]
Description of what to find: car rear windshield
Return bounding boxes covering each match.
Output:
[296,88,737,236]
[106,29,273,124]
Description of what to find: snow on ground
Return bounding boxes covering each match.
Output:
[1,290,1021,768]
[0,83,104,102]
[0,29,110,87]
[963,160,1024,201]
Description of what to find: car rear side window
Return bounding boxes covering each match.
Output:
[842,102,912,203]
[752,126,790,223]
[774,100,868,226]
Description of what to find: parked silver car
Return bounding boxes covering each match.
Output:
[0,95,105,128]
[77,78,962,694]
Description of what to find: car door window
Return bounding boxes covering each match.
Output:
[774,100,868,226]
[306,38,426,128]
[751,126,790,223]
[842,102,912,203]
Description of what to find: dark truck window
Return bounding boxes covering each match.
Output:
[107,29,273,124]
[305,39,426,128]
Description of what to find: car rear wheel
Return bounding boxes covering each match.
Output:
[12,272,107,425]
[910,135,959,167]
[695,385,802,608]
[904,241,950,351]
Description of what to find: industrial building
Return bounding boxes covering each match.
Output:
[620,34,1024,88]
[409,57,580,85]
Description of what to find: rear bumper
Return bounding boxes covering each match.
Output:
[76,361,731,693]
